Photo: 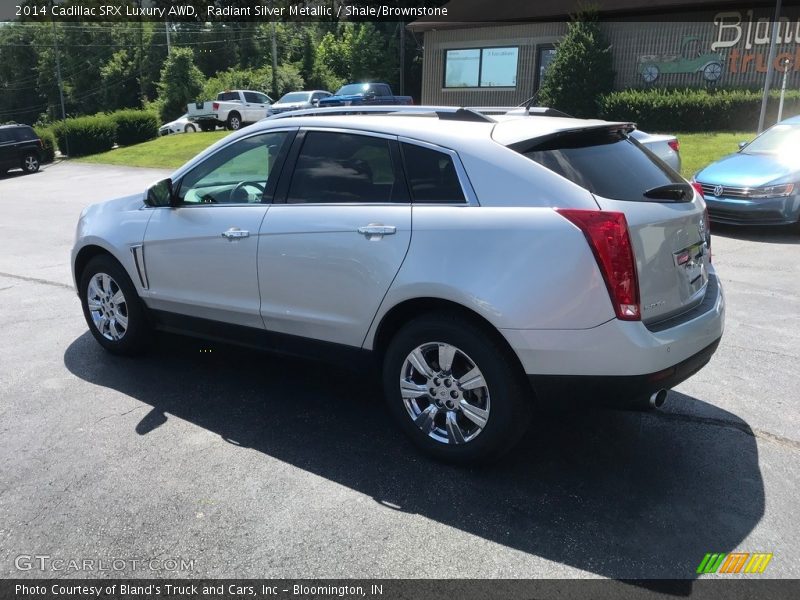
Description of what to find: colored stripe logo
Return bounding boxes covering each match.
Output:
[697,552,773,574]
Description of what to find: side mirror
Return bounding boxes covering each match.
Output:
[311,99,320,106]
[145,178,174,207]
[738,141,748,150]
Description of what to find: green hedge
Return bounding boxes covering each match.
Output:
[109,109,159,146]
[34,127,56,163]
[52,115,116,157]
[598,88,800,132]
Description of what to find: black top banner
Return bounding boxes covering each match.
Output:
[5,0,800,24]
[3,0,453,22]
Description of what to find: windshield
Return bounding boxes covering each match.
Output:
[336,84,370,95]
[743,123,800,154]
[278,92,311,103]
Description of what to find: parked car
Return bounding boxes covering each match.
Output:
[271,90,333,114]
[187,90,275,131]
[318,83,413,107]
[0,124,43,175]
[630,130,681,173]
[159,114,198,136]
[694,115,800,226]
[71,106,723,464]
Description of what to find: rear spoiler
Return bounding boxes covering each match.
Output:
[507,122,637,153]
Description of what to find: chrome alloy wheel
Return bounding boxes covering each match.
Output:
[24,155,39,171]
[400,342,490,445]
[86,273,128,341]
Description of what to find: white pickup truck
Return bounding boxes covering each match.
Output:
[187,90,275,131]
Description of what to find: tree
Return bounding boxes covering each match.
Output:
[537,11,615,118]
[156,48,205,123]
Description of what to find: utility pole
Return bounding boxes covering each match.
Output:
[49,1,69,155]
[757,0,783,133]
[399,22,405,96]
[778,57,791,122]
[270,17,278,98]
[165,21,171,53]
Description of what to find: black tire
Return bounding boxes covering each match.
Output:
[199,122,215,132]
[79,254,152,356]
[185,123,196,133]
[382,311,532,464]
[226,112,242,131]
[21,152,40,174]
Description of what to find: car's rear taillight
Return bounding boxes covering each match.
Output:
[691,181,704,199]
[668,139,680,152]
[212,102,219,111]
[557,209,640,321]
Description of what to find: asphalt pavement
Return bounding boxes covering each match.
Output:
[0,161,798,582]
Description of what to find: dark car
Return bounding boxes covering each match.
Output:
[0,124,43,175]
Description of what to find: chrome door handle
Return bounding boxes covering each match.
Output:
[221,228,249,240]
[357,224,396,238]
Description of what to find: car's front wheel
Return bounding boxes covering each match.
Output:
[383,312,532,464]
[185,123,196,133]
[21,152,39,174]
[79,255,151,355]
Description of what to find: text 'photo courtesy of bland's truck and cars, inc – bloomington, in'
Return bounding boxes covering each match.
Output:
[0,0,799,598]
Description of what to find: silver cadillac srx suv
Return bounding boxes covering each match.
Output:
[71,106,724,463]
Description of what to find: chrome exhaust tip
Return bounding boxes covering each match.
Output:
[649,389,668,409]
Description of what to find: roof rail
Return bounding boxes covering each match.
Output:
[264,105,571,122]
[266,105,496,122]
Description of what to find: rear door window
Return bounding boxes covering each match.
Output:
[516,128,683,201]
[400,143,466,203]
[12,127,36,141]
[286,131,406,204]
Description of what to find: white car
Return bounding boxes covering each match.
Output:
[271,90,333,114]
[72,106,723,464]
[158,114,197,136]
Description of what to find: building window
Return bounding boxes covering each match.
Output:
[444,47,518,88]
[535,45,557,91]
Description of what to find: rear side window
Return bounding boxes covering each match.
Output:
[0,129,11,143]
[401,143,466,203]
[13,127,37,141]
[218,92,240,102]
[287,131,404,204]
[518,129,682,201]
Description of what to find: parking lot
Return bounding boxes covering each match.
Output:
[0,161,798,581]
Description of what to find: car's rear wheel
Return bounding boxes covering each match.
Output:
[21,153,39,174]
[382,312,532,464]
[79,255,151,355]
[185,123,196,133]
[226,112,242,130]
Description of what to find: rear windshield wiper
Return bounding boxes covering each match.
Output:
[643,183,692,202]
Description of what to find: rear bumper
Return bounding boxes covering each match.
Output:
[502,272,724,405]
[706,194,800,225]
[529,338,721,408]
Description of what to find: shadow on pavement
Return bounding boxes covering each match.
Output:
[712,222,799,244]
[64,331,764,589]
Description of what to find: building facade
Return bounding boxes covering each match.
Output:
[410,3,800,106]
